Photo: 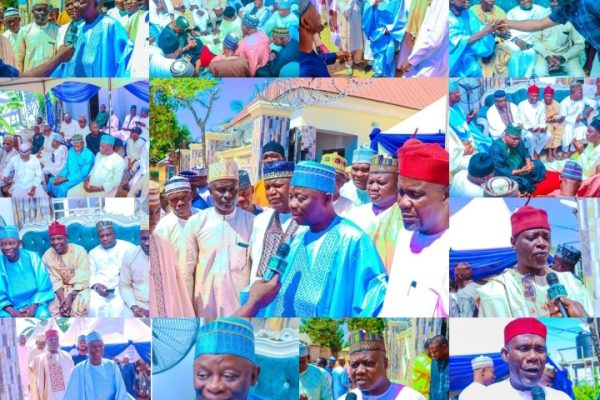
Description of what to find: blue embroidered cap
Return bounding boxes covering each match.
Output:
[264,161,295,180]
[86,331,103,345]
[195,317,255,362]
[242,14,259,29]
[100,135,116,145]
[290,161,336,194]
[0,225,19,239]
[223,33,238,50]
[352,146,376,165]
[239,170,252,190]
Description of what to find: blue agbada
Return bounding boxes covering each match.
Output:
[362,0,407,77]
[64,359,134,400]
[0,249,54,318]
[449,9,495,77]
[449,103,493,152]
[263,216,387,317]
[48,146,95,197]
[300,50,334,77]
[52,14,133,77]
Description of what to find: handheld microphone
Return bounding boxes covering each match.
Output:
[262,243,290,281]
[346,393,357,400]
[546,272,568,317]
[64,22,78,46]
[531,386,546,400]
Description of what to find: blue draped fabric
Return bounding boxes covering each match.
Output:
[50,82,101,103]
[61,341,151,364]
[124,80,149,103]
[368,128,446,154]
[45,94,55,128]
[450,247,518,281]
[450,353,574,398]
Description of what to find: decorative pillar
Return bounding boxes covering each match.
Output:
[0,319,23,399]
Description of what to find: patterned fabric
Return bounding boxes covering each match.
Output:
[256,212,299,277]
[195,317,255,362]
[49,356,66,392]
[348,330,386,354]
[149,236,167,317]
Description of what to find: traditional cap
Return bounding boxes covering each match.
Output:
[100,135,116,145]
[555,243,581,264]
[86,330,103,345]
[164,176,192,195]
[48,221,67,237]
[264,161,295,180]
[590,118,600,132]
[239,170,252,190]
[544,364,557,377]
[544,86,554,96]
[504,318,547,345]
[370,155,398,174]
[130,127,142,135]
[45,329,59,339]
[272,26,289,39]
[263,141,285,158]
[528,85,540,95]
[0,225,19,239]
[349,330,386,354]
[149,181,161,207]
[130,105,137,110]
[159,28,180,54]
[194,167,208,177]
[290,161,336,194]
[562,161,582,181]
[140,215,150,231]
[483,176,520,197]
[505,124,522,137]
[299,342,309,357]
[4,8,19,18]
[71,134,84,144]
[321,153,347,175]
[328,356,336,362]
[570,81,582,90]
[449,81,459,93]
[510,206,550,237]
[242,13,259,29]
[299,0,310,14]
[224,6,235,19]
[195,317,255,362]
[77,335,86,342]
[471,355,493,370]
[32,0,49,6]
[223,33,238,50]
[352,146,376,165]
[208,160,239,184]
[494,90,506,99]
[468,153,494,178]
[52,133,65,145]
[176,16,189,29]
[397,141,449,186]
[19,142,32,154]
[278,0,293,9]
[179,170,198,181]
[96,220,113,230]
[36,334,46,342]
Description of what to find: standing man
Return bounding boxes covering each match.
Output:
[321,153,355,217]
[237,13,271,76]
[119,219,150,318]
[71,335,88,365]
[17,334,31,397]
[340,146,376,206]
[429,336,449,400]
[238,170,263,215]
[300,342,333,400]
[29,334,47,400]
[459,355,495,399]
[411,339,432,399]
[16,0,58,73]
[120,357,136,397]
[551,244,581,274]
[33,329,74,400]
[332,357,350,399]
[453,262,481,317]
[3,8,21,54]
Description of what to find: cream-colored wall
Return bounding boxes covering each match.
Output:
[215,145,253,172]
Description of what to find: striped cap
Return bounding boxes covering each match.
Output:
[71,134,84,144]
[370,155,398,174]
[53,133,65,145]
[242,14,259,29]
[264,161,295,180]
[164,176,192,195]
[195,317,255,363]
[348,330,385,354]
[96,220,113,230]
[290,161,336,194]
[320,153,347,175]
[239,170,252,190]
[149,181,161,207]
[561,161,582,181]
[223,33,238,50]
[4,8,19,18]
[299,0,310,14]
[272,26,289,39]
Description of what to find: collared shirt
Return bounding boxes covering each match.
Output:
[429,358,449,400]
[549,0,600,53]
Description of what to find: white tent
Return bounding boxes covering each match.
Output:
[22,319,64,348]
[61,318,150,347]
[382,96,447,135]
[450,318,514,356]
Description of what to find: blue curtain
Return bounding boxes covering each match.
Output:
[44,93,55,128]
[62,341,151,364]
[450,247,518,281]
[124,80,149,103]
[50,82,101,103]
[450,353,574,398]
[368,128,446,154]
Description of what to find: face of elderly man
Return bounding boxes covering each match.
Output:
[50,234,68,255]
[2,135,14,152]
[501,334,547,390]
[511,228,551,273]
[397,176,448,234]
[209,179,239,215]
[168,190,192,220]
[98,226,116,250]
[289,187,332,227]
[88,339,104,364]
[193,354,260,400]
[265,178,291,213]
[99,142,114,156]
[479,366,496,386]
[367,172,397,209]
[36,336,47,350]
[551,254,575,273]
[349,350,389,395]
[0,237,20,261]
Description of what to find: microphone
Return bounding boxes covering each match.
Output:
[531,386,546,400]
[262,243,290,281]
[346,394,357,400]
[546,272,568,317]
[64,22,78,46]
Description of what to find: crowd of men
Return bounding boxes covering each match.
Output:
[17,329,149,400]
[450,0,600,78]
[150,0,300,77]
[149,137,449,318]
[450,80,600,197]
[0,218,149,319]
[0,0,148,77]
[0,104,149,198]
[299,0,447,78]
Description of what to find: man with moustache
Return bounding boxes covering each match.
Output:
[3,8,21,54]
[48,133,95,198]
[31,329,74,400]
[338,331,425,399]
[119,217,150,317]
[42,221,90,317]
[16,0,58,73]
[253,141,286,208]
[551,244,581,275]
[518,85,550,159]
[477,206,593,317]
[459,355,495,399]
[238,170,263,215]
[340,147,376,206]
[180,160,255,316]
[484,318,570,399]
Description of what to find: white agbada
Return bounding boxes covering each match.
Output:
[517,99,550,157]
[154,211,189,258]
[346,203,380,231]
[42,144,68,176]
[34,350,75,400]
[0,148,17,186]
[67,152,125,197]
[559,96,596,151]
[39,133,55,165]
[339,383,426,400]
[486,103,521,138]
[107,7,130,27]
[334,195,355,217]
[118,245,149,310]
[3,156,48,198]
[88,239,137,317]
[60,120,79,141]
[334,0,363,53]
[450,170,485,198]
[379,228,449,317]
[505,5,550,78]
[485,379,570,399]
[459,382,487,400]
[340,181,371,206]
[180,207,254,317]
[125,138,148,188]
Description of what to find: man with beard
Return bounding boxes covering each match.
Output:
[64,331,134,399]
[253,141,286,208]
[3,142,48,199]
[31,329,74,400]
[484,318,570,399]
[181,160,254,316]
[340,147,376,206]
[0,225,54,317]
[299,342,333,400]
[551,244,581,274]
[71,335,88,365]
[238,170,263,215]
[321,153,355,217]
[42,221,90,317]
[477,205,593,317]
[339,331,425,399]
[380,140,450,317]
[0,135,18,194]
[518,85,550,159]
[48,134,95,198]
[16,0,58,73]
[119,217,150,317]
[88,221,136,317]
[459,356,495,399]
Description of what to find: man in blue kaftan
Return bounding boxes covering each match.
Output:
[449,0,496,77]
[48,133,95,198]
[362,0,406,77]
[0,225,54,318]
[449,81,493,152]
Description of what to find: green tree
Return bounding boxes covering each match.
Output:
[300,318,344,354]
[0,92,23,134]
[344,318,387,334]
[149,104,192,164]
[20,318,71,338]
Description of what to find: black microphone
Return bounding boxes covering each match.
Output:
[531,386,546,400]
[346,393,358,400]
[262,243,290,281]
[546,272,568,317]
[64,22,78,46]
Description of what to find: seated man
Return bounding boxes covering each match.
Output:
[85,122,105,155]
[547,160,582,197]
[208,32,251,77]
[477,206,593,317]
[48,134,95,198]
[0,135,18,194]
[237,14,270,76]
[451,153,495,198]
[449,81,492,152]
[0,225,54,318]
[489,124,546,194]
[518,85,549,159]
[59,113,78,143]
[2,142,48,199]
[41,133,68,179]
[256,26,299,77]
[123,126,148,190]
[487,90,521,139]
[119,218,150,317]
[559,82,595,156]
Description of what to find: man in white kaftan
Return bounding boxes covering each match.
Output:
[41,134,68,178]
[559,82,596,153]
[16,0,58,73]
[517,85,550,158]
[119,227,149,317]
[486,91,521,139]
[31,329,74,400]
[3,143,48,199]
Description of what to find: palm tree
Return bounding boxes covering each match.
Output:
[0,92,24,135]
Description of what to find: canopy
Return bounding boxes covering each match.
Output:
[0,78,148,96]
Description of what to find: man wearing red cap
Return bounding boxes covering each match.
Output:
[42,221,90,317]
[542,86,565,162]
[518,85,550,160]
[379,140,450,317]
[485,318,570,399]
[477,206,593,317]
[30,329,74,400]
